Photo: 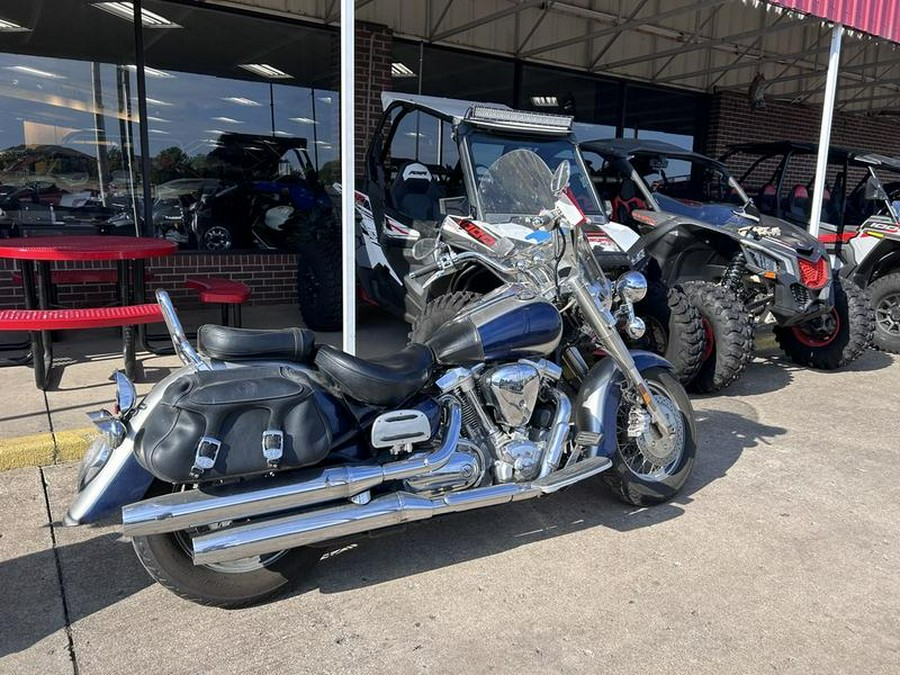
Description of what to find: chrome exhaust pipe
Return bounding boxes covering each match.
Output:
[538,390,571,479]
[192,482,540,565]
[122,399,462,537]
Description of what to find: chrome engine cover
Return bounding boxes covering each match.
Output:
[404,440,486,496]
[481,363,540,428]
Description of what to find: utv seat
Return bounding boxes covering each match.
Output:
[391,162,443,221]
[784,184,811,221]
[610,177,647,224]
[315,344,434,407]
[197,325,316,362]
[756,184,778,215]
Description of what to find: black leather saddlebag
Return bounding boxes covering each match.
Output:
[136,367,332,484]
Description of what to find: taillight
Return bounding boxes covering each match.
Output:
[798,257,829,290]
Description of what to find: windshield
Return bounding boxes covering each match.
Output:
[467,132,604,224]
[633,153,749,208]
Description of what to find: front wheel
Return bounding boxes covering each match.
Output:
[132,531,320,608]
[604,366,696,506]
[774,277,873,369]
[864,271,900,353]
[633,282,705,384]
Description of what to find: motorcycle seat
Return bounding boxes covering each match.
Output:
[197,325,316,362]
[314,344,434,407]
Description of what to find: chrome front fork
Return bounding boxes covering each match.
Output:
[571,283,675,436]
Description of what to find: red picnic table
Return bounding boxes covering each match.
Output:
[0,235,177,388]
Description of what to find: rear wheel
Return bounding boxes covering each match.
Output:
[774,277,873,368]
[633,282,705,384]
[410,291,482,342]
[604,366,696,506]
[132,530,320,609]
[866,271,900,353]
[297,240,343,331]
[682,281,754,393]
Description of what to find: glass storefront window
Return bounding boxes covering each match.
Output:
[0,0,140,238]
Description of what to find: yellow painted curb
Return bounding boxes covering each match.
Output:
[0,427,94,471]
[55,428,96,464]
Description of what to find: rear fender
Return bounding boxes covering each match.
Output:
[574,351,673,459]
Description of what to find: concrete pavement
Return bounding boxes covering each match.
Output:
[1,316,900,673]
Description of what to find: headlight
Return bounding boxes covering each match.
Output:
[745,248,781,275]
[77,436,113,490]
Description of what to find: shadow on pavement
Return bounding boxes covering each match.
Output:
[0,407,785,649]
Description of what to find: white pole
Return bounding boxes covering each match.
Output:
[340,0,356,354]
[809,23,843,239]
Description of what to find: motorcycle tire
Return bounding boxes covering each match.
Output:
[297,241,343,331]
[410,291,482,342]
[681,280,754,394]
[604,366,696,507]
[633,282,705,385]
[864,271,900,353]
[132,531,320,609]
[774,277,873,368]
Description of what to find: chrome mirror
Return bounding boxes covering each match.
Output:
[110,370,136,415]
[411,237,439,261]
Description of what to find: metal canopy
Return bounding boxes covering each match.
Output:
[229,0,900,116]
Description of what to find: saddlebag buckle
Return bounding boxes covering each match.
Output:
[262,429,284,468]
[191,436,221,478]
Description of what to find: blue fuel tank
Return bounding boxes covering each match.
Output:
[426,284,562,366]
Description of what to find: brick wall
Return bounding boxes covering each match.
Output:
[706,91,900,196]
[0,253,299,310]
[346,22,393,177]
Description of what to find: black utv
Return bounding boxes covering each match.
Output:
[345,93,704,383]
[581,138,873,393]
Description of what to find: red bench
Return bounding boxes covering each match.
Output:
[0,304,164,389]
[185,276,251,327]
[11,269,156,285]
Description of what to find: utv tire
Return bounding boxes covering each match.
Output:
[682,281,754,393]
[198,224,235,251]
[774,277,873,368]
[132,532,320,609]
[634,282,705,384]
[297,241,343,331]
[410,291,482,342]
[604,366,696,506]
[866,271,900,353]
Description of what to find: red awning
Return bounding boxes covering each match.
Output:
[769,1,900,43]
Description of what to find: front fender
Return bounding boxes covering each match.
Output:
[573,351,673,459]
[64,437,154,526]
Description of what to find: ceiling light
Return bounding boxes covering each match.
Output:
[530,96,559,107]
[145,97,172,106]
[4,65,65,79]
[317,96,333,104]
[289,117,317,124]
[148,129,170,134]
[204,129,228,135]
[93,2,180,28]
[124,64,175,78]
[211,116,243,123]
[238,63,292,79]
[0,18,30,32]
[222,96,261,106]
[391,62,416,78]
[146,115,169,122]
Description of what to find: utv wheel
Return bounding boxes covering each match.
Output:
[199,224,234,251]
[132,531,320,609]
[634,282,705,384]
[297,241,343,331]
[774,277,874,368]
[410,291,482,342]
[682,281,754,393]
[604,366,696,506]
[866,271,900,354]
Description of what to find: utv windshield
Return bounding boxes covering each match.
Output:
[632,153,749,210]
[466,132,604,224]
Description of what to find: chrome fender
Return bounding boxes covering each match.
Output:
[573,351,673,459]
